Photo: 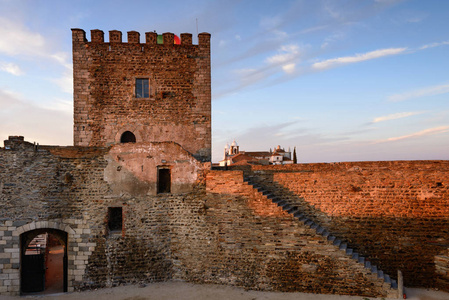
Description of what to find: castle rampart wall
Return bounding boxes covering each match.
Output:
[0,138,202,294]
[1,136,445,296]
[204,170,397,297]
[0,138,398,297]
[250,161,449,288]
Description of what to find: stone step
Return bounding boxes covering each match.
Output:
[346,248,353,256]
[272,198,282,203]
[277,200,287,206]
[333,239,342,247]
[316,226,325,234]
[339,243,347,251]
[298,216,308,223]
[365,261,371,269]
[293,211,304,218]
[377,270,384,279]
[281,203,291,210]
[391,279,398,289]
[351,252,359,260]
[287,206,298,214]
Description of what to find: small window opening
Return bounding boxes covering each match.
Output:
[158,168,171,194]
[161,91,174,98]
[135,78,149,98]
[120,131,136,143]
[108,207,123,232]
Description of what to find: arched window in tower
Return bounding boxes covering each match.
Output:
[120,131,136,143]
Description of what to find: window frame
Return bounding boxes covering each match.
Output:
[135,78,150,98]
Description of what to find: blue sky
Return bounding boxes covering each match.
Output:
[0,0,448,163]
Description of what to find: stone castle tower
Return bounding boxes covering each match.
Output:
[71,29,211,161]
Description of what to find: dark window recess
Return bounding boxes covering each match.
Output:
[120,131,136,143]
[161,91,174,98]
[158,168,171,194]
[108,207,123,232]
[135,78,149,98]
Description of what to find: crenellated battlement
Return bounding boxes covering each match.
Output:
[71,28,210,46]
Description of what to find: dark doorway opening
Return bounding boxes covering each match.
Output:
[120,131,136,143]
[158,168,171,194]
[20,229,68,295]
[108,207,123,233]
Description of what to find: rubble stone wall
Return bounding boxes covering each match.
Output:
[1,138,444,297]
[0,139,200,295]
[203,170,397,297]
[251,161,449,288]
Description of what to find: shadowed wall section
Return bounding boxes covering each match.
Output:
[251,161,449,288]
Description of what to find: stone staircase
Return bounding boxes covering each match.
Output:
[244,174,398,290]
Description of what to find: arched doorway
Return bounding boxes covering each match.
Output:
[120,131,136,143]
[20,229,68,295]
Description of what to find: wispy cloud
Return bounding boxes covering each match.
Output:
[265,44,301,74]
[374,126,449,143]
[233,68,267,87]
[420,41,449,50]
[0,61,24,76]
[388,83,449,102]
[219,36,449,100]
[312,48,407,70]
[372,111,424,123]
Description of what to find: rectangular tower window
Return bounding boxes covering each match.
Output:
[135,78,149,98]
[108,207,123,232]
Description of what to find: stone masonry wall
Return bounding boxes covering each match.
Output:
[0,140,174,294]
[201,170,397,297]
[251,161,449,289]
[72,29,211,162]
[5,137,443,297]
[1,138,398,298]
[0,141,110,294]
